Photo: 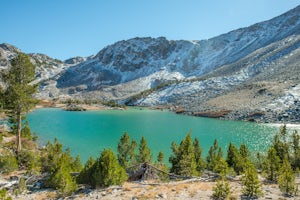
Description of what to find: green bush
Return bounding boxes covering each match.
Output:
[242,161,263,198]
[81,149,128,188]
[17,150,41,174]
[278,158,295,196]
[0,152,18,173]
[71,155,82,172]
[0,188,12,200]
[169,133,198,176]
[21,124,32,140]
[77,157,95,184]
[41,139,78,196]
[48,167,77,197]
[14,176,27,195]
[212,180,231,200]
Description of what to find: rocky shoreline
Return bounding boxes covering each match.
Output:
[33,100,300,125]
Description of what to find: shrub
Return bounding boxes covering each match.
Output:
[0,188,12,200]
[278,158,295,196]
[117,132,137,168]
[77,157,95,184]
[17,150,41,174]
[48,167,77,197]
[21,124,32,140]
[212,180,231,200]
[82,149,128,188]
[14,177,27,195]
[169,133,198,176]
[0,152,18,173]
[42,139,78,196]
[242,161,263,198]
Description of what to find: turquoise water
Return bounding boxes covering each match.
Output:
[27,108,280,163]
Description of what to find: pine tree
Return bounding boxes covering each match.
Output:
[206,139,223,171]
[71,155,82,172]
[255,152,264,170]
[42,139,78,196]
[88,149,128,188]
[212,180,231,200]
[213,157,229,180]
[1,53,38,153]
[291,130,300,169]
[263,147,281,182]
[278,158,295,196]
[226,143,243,174]
[137,136,151,163]
[117,132,137,168]
[239,143,249,158]
[157,151,164,163]
[49,166,77,197]
[193,138,206,173]
[77,157,95,184]
[273,125,289,161]
[169,141,180,173]
[242,161,263,198]
[0,151,18,173]
[169,133,197,176]
[155,151,168,181]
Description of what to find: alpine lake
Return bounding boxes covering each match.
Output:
[26,107,296,163]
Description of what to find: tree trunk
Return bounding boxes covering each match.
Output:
[17,112,22,153]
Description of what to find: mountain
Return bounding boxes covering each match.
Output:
[1,5,300,123]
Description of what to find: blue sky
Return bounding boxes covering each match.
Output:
[1,0,300,60]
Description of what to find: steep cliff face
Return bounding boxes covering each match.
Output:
[55,5,300,96]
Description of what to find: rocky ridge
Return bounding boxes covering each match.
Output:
[0,5,300,123]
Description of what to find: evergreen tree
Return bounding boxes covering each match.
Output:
[41,139,78,196]
[291,130,300,169]
[155,151,168,181]
[169,133,197,176]
[278,158,295,196]
[212,180,231,200]
[157,151,164,164]
[0,151,18,173]
[21,122,32,140]
[137,136,151,163]
[226,143,243,174]
[239,143,249,158]
[242,161,263,198]
[117,132,137,168]
[263,147,281,182]
[255,152,264,170]
[1,53,38,153]
[88,149,128,188]
[206,139,223,171]
[18,149,41,174]
[77,157,95,184]
[48,166,77,197]
[193,138,206,173]
[71,155,83,172]
[169,141,180,173]
[213,157,229,180]
[273,125,289,161]
[41,138,63,173]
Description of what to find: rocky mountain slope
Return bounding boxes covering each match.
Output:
[1,5,300,123]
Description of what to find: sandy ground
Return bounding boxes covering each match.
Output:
[7,177,299,200]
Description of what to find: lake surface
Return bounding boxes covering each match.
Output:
[27,108,281,163]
